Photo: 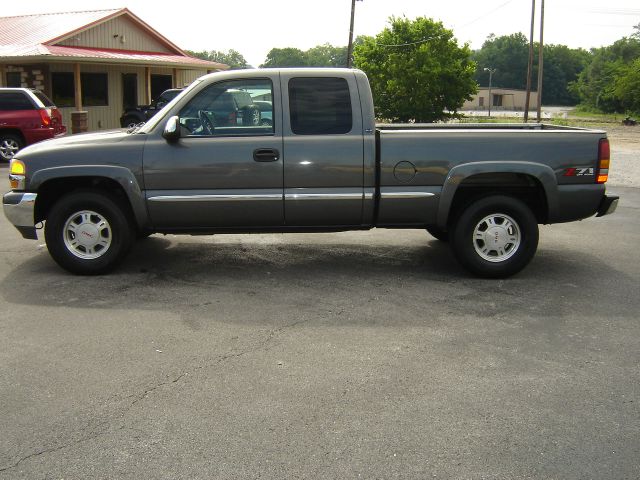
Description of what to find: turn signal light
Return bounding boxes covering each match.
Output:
[596,138,610,184]
[10,159,25,175]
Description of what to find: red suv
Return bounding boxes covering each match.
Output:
[0,88,67,162]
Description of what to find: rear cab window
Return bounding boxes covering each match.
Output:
[288,77,353,135]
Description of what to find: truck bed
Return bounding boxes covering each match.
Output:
[376,122,603,132]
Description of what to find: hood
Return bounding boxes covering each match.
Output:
[17,129,133,158]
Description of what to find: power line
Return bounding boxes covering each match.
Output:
[373,0,517,48]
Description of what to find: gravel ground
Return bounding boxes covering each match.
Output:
[599,125,639,187]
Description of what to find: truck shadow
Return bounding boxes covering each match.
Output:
[0,234,633,322]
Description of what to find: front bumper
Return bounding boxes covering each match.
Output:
[3,192,38,239]
[596,195,619,217]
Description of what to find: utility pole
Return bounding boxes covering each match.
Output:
[524,0,535,123]
[347,0,362,68]
[536,0,545,122]
[484,67,496,118]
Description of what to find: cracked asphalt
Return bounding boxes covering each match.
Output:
[0,180,638,479]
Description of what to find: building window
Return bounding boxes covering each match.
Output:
[51,72,75,107]
[492,95,503,107]
[6,72,21,88]
[289,77,352,135]
[479,96,484,107]
[81,73,108,106]
[51,72,109,107]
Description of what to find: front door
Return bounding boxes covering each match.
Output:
[143,75,283,229]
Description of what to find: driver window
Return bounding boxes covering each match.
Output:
[178,79,274,136]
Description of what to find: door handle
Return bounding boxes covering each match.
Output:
[253,148,280,162]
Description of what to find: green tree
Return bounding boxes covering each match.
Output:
[473,34,589,105]
[186,49,251,69]
[571,37,640,112]
[614,58,640,112]
[353,16,477,122]
[473,33,529,89]
[306,44,348,67]
[260,48,308,68]
[542,44,590,105]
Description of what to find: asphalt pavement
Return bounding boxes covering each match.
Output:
[0,177,638,479]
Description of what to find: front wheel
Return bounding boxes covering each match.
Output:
[0,133,24,162]
[451,195,539,278]
[45,191,134,275]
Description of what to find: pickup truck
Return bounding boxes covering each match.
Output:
[3,68,618,277]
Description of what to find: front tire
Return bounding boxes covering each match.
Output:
[44,191,134,275]
[451,195,539,278]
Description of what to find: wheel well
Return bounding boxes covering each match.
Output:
[447,173,549,227]
[35,177,137,227]
[0,128,26,145]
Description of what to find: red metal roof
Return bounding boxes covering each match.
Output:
[0,8,226,70]
[0,9,124,46]
[45,45,226,68]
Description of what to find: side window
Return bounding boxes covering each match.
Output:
[178,79,274,137]
[288,77,352,135]
[0,92,35,111]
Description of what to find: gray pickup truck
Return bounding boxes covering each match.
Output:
[3,68,618,277]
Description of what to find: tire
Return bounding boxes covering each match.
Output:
[0,133,24,162]
[426,226,449,242]
[242,106,261,126]
[123,116,140,128]
[44,191,134,275]
[451,195,539,278]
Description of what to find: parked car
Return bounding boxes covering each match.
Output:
[120,88,183,127]
[3,69,618,277]
[0,88,66,162]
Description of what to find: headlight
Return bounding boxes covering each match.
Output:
[9,159,26,190]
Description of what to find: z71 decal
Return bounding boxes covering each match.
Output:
[564,167,595,177]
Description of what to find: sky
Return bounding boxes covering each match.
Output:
[4,0,639,67]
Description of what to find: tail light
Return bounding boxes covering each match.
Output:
[38,108,52,127]
[596,138,610,184]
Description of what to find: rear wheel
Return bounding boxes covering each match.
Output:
[44,191,134,275]
[0,133,24,162]
[451,195,539,278]
[243,106,261,126]
[123,116,140,128]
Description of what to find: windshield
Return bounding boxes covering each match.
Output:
[138,79,204,134]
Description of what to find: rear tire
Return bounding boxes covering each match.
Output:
[0,133,24,162]
[242,106,261,126]
[451,195,539,278]
[123,116,140,128]
[44,191,134,275]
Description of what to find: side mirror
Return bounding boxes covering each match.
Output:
[163,116,181,143]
